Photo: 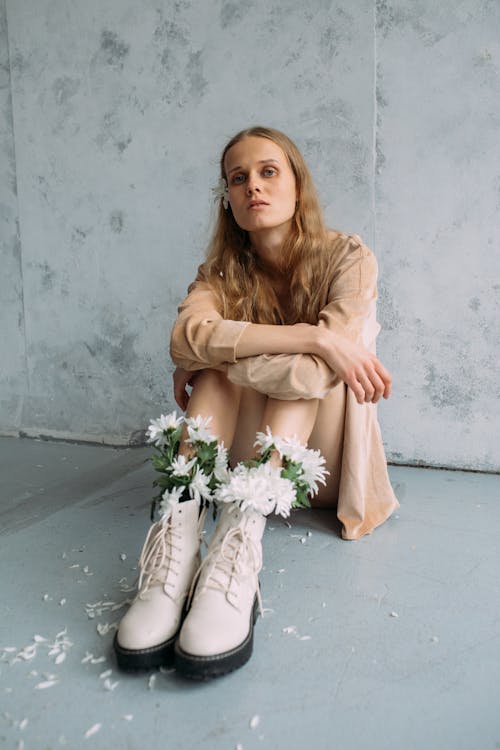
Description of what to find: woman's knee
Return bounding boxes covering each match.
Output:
[192,368,241,398]
[186,369,244,427]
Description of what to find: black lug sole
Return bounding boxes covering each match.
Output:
[173,596,260,680]
[113,631,176,671]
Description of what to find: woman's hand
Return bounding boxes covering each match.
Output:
[316,327,392,405]
[173,367,195,411]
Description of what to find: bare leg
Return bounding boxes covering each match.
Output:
[307,383,346,508]
[230,392,320,465]
[256,396,320,467]
[259,397,319,444]
[229,386,267,466]
[179,371,319,466]
[178,369,243,457]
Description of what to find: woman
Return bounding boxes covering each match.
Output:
[114,126,399,679]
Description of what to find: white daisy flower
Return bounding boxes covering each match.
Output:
[185,414,213,431]
[185,415,217,445]
[276,435,309,464]
[250,462,296,517]
[215,464,250,504]
[213,443,230,483]
[146,412,183,446]
[267,473,296,518]
[270,433,329,497]
[299,448,329,496]
[244,463,281,515]
[188,467,213,503]
[159,485,186,520]
[254,426,276,454]
[215,463,274,517]
[170,454,197,477]
[211,177,230,209]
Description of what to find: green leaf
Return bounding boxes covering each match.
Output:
[281,462,302,485]
[258,448,272,463]
[155,475,172,490]
[152,454,172,472]
[292,489,311,509]
[195,443,215,464]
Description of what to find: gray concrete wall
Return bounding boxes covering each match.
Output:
[375,0,500,471]
[0,0,498,470]
[0,0,27,434]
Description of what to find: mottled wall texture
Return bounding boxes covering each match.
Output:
[1,0,498,470]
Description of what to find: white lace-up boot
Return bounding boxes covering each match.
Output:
[174,502,266,679]
[114,499,207,670]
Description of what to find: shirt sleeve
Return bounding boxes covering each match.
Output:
[169,278,250,371]
[225,235,381,400]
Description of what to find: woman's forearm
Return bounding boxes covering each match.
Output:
[234,322,392,404]
[234,323,322,359]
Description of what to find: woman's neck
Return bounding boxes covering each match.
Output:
[248,222,292,271]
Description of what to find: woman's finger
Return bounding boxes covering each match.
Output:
[356,370,375,403]
[367,368,386,403]
[173,370,190,411]
[346,372,366,404]
[374,360,393,398]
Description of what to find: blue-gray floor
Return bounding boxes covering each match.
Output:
[1,436,499,750]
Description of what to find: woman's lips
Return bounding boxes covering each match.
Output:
[248,201,269,209]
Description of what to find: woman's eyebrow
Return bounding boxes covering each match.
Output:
[227,159,280,175]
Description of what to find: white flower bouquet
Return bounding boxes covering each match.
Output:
[146,413,229,521]
[214,427,329,519]
[146,413,329,522]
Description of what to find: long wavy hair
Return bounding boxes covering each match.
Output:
[199,126,334,324]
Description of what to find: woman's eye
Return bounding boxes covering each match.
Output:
[232,174,245,185]
[263,168,276,177]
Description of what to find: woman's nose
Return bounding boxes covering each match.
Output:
[246,172,261,194]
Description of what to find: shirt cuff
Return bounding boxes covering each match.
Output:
[206,320,250,364]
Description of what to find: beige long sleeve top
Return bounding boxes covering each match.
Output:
[171,233,378,383]
[170,231,399,539]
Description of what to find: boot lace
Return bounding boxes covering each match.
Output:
[134,504,210,603]
[135,520,184,600]
[187,525,264,617]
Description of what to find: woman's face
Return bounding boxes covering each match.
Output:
[223,136,297,237]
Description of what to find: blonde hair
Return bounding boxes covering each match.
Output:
[200,126,333,324]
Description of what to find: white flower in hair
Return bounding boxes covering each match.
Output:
[159,485,186,520]
[211,177,230,209]
[147,412,183,446]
